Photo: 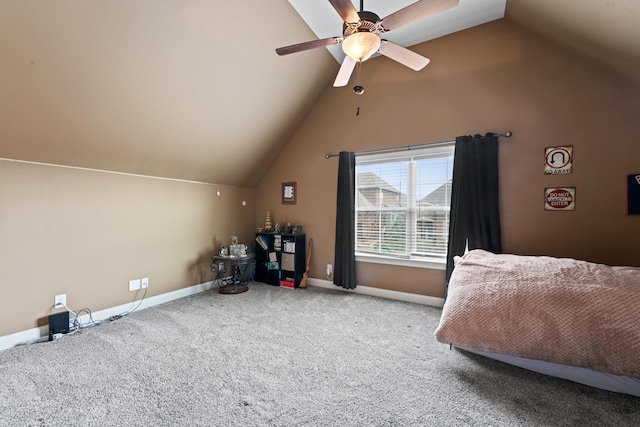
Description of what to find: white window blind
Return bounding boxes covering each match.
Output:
[355,145,454,264]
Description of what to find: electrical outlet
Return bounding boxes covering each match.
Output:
[141,277,149,288]
[218,263,224,271]
[54,294,66,308]
[129,279,141,291]
[326,264,333,277]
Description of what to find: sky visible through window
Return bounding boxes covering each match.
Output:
[358,157,453,200]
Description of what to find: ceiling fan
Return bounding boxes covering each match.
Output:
[276,0,460,88]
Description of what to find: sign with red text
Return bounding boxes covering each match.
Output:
[545,146,572,174]
[545,187,575,211]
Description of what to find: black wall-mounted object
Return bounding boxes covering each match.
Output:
[628,174,640,215]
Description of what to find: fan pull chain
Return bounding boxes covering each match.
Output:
[354,60,364,117]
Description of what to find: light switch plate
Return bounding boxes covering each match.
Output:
[129,279,141,291]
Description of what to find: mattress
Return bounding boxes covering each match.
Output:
[435,249,640,396]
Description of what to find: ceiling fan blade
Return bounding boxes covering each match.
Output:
[380,0,460,32]
[333,55,357,87]
[378,40,430,71]
[276,37,343,56]
[328,0,360,23]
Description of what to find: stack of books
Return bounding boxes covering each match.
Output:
[279,279,295,289]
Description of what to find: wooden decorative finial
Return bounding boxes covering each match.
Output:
[265,210,272,231]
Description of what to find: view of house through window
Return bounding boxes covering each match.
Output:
[355,145,455,264]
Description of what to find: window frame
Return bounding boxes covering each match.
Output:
[354,144,455,270]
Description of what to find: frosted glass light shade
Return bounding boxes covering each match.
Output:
[342,32,381,61]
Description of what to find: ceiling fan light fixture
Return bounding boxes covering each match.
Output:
[342,32,381,62]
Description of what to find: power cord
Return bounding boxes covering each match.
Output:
[15,288,150,347]
[67,304,102,331]
[57,303,101,336]
[59,286,148,326]
[107,286,148,322]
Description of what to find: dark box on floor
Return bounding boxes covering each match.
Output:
[48,311,70,341]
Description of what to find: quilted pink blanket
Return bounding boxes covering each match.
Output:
[434,250,640,378]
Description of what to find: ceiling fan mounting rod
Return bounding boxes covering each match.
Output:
[343,11,381,36]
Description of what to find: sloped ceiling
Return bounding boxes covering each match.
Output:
[0,0,337,187]
[505,0,640,83]
[1,0,638,187]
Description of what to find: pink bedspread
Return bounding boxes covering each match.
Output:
[434,250,640,378]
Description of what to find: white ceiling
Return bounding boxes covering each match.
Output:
[287,0,506,62]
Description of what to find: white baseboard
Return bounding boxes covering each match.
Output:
[0,281,215,352]
[306,278,445,308]
[2,279,443,351]
[0,326,50,352]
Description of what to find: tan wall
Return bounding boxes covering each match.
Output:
[0,160,255,336]
[256,20,640,298]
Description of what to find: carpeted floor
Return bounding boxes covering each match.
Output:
[0,283,638,426]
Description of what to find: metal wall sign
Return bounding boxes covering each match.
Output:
[545,187,576,211]
[545,146,573,175]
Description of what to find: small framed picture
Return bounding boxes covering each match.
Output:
[282,182,296,204]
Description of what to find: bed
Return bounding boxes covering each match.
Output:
[434,249,640,397]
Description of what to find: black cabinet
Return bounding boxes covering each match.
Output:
[254,233,306,287]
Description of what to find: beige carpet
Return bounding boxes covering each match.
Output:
[0,283,638,426]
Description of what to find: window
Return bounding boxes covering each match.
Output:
[355,144,454,269]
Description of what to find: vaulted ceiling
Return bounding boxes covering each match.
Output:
[1,1,638,187]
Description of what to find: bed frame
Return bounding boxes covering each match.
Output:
[460,347,640,398]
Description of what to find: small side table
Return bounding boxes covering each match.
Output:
[211,254,255,294]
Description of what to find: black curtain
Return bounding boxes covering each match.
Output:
[445,133,502,286]
[334,151,356,289]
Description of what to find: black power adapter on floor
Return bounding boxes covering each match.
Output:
[48,311,70,341]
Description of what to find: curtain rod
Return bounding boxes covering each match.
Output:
[324,131,513,159]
